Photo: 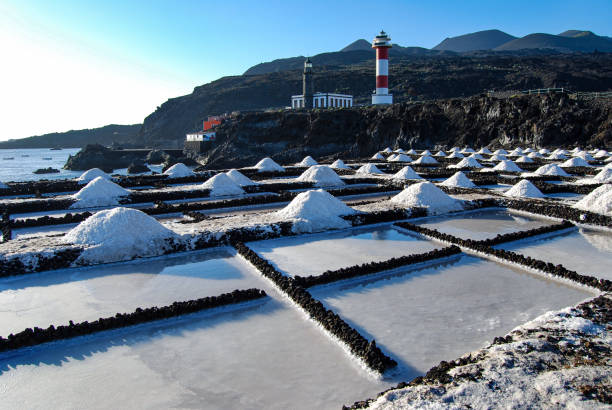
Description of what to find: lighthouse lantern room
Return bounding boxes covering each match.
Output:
[371,30,393,105]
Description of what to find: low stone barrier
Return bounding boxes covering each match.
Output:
[0,288,267,352]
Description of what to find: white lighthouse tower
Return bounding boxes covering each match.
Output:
[371,30,393,105]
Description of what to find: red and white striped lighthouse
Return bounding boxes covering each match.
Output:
[372,30,393,105]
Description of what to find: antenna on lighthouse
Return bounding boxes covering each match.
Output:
[372,30,393,105]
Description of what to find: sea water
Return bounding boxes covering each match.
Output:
[0,148,81,182]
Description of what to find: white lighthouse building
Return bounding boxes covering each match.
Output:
[372,31,393,105]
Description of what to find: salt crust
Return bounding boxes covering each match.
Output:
[77,168,111,184]
[573,184,612,216]
[366,298,609,410]
[297,156,318,166]
[448,157,482,169]
[254,157,285,172]
[390,166,423,180]
[65,207,178,264]
[70,177,130,209]
[411,155,438,165]
[163,163,195,178]
[440,171,477,188]
[225,169,257,186]
[274,189,356,233]
[503,179,545,198]
[356,163,385,175]
[330,159,351,169]
[390,181,464,215]
[296,165,345,187]
[202,173,245,196]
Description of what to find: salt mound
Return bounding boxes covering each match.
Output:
[275,189,356,233]
[528,152,543,159]
[298,156,318,166]
[226,169,257,186]
[448,147,460,153]
[492,160,522,173]
[489,153,507,162]
[406,149,417,155]
[478,147,492,155]
[163,163,195,178]
[254,157,285,172]
[77,168,111,184]
[461,147,475,154]
[202,173,245,196]
[386,154,398,162]
[523,148,535,153]
[296,165,345,187]
[382,147,392,153]
[447,151,464,159]
[395,148,405,153]
[356,163,385,175]
[468,153,484,160]
[65,207,177,264]
[0,181,8,190]
[503,179,545,198]
[560,157,592,168]
[594,150,609,158]
[534,164,569,177]
[493,149,508,155]
[390,153,412,162]
[440,171,477,188]
[584,167,612,184]
[515,155,534,163]
[420,150,432,156]
[573,184,612,216]
[449,157,482,169]
[548,152,567,160]
[508,148,524,156]
[391,166,423,180]
[539,148,550,154]
[70,177,130,209]
[434,150,447,157]
[330,159,351,169]
[390,182,463,215]
[553,149,569,155]
[573,152,595,161]
[412,155,439,165]
[371,152,385,160]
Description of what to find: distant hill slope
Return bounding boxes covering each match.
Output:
[0,124,142,149]
[433,29,517,52]
[341,39,371,52]
[140,54,612,147]
[495,32,612,52]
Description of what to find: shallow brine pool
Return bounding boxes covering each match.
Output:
[0,247,266,336]
[496,227,612,281]
[310,254,593,380]
[414,209,553,241]
[0,289,391,409]
[248,226,441,277]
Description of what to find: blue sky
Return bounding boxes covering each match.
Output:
[1,0,610,140]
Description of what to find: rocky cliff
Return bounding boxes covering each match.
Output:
[199,94,612,169]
